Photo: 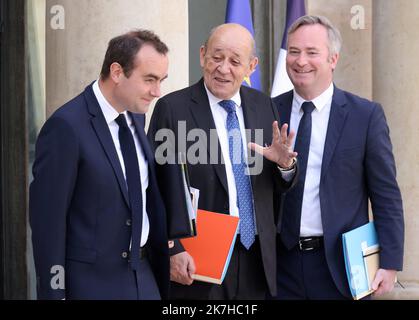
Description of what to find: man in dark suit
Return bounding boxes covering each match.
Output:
[273,15,404,299]
[148,23,297,299]
[30,30,170,300]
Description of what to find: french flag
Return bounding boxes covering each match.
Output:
[271,0,306,97]
[225,0,262,91]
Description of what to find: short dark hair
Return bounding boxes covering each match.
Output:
[100,29,169,79]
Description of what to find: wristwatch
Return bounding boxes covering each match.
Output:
[277,158,297,172]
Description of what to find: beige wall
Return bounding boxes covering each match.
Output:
[307,0,373,99]
[372,0,419,299]
[45,0,189,123]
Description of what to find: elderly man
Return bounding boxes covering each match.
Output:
[148,23,297,299]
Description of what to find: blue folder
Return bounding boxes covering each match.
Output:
[342,221,379,300]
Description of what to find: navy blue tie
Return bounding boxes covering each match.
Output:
[116,114,143,270]
[219,100,255,249]
[280,101,315,249]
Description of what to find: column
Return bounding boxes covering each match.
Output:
[373,0,419,299]
[45,0,189,124]
[306,0,373,99]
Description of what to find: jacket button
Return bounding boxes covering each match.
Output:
[121,251,128,259]
[126,219,132,226]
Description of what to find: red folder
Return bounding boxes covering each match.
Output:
[180,209,239,284]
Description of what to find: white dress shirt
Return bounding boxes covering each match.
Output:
[205,85,250,222]
[93,80,150,246]
[290,83,334,237]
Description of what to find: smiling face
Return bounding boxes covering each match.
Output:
[200,24,258,100]
[111,44,169,114]
[286,23,339,100]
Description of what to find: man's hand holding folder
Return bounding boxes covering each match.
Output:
[179,210,239,284]
[371,269,397,297]
[170,251,196,285]
[342,221,399,299]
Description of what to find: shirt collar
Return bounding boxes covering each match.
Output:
[293,82,334,112]
[203,82,242,108]
[92,80,130,125]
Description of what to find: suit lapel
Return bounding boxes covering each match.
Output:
[84,84,130,207]
[240,88,259,136]
[274,90,293,133]
[130,112,157,180]
[130,112,153,162]
[321,86,349,181]
[274,88,348,182]
[188,80,228,193]
[240,87,260,187]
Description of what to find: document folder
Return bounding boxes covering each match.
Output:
[158,155,199,239]
[180,209,239,284]
[342,221,379,299]
[180,162,198,237]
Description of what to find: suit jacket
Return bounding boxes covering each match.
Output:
[29,83,169,300]
[148,79,296,298]
[273,86,404,297]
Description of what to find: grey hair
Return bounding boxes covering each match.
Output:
[203,23,256,59]
[287,15,342,56]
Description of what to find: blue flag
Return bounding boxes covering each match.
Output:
[225,0,261,91]
[271,0,306,97]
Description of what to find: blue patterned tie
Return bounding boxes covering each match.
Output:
[116,114,143,270]
[280,101,315,249]
[219,100,255,249]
